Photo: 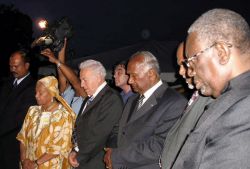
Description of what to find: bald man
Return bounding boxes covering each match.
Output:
[104,51,187,169]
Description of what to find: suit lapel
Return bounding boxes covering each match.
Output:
[130,95,157,122]
[127,83,168,124]
[6,75,34,102]
[75,97,90,124]
[117,95,137,129]
[195,88,250,132]
[125,94,139,122]
[81,85,109,116]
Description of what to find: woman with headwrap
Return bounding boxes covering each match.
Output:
[17,76,76,169]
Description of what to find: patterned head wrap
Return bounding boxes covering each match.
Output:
[37,76,75,119]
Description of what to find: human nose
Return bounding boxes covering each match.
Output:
[179,65,186,77]
[35,92,39,100]
[187,66,196,77]
[80,80,85,88]
[128,76,133,84]
[10,66,16,72]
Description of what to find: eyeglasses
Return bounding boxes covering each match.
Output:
[182,43,216,68]
[182,42,232,68]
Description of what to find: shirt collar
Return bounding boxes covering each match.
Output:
[221,70,250,94]
[90,81,107,99]
[14,72,30,85]
[142,80,163,104]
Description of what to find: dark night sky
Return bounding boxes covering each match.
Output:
[2,0,250,58]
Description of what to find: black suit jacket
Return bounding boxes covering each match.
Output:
[75,84,123,169]
[0,74,36,169]
[111,83,187,169]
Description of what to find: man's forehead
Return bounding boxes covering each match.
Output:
[127,65,142,77]
[185,32,203,57]
[127,60,139,70]
[9,58,23,65]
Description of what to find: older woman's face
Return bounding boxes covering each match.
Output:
[35,82,53,106]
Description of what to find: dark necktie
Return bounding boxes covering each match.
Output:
[13,80,18,88]
[184,91,199,110]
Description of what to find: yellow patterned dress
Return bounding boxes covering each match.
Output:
[17,104,75,169]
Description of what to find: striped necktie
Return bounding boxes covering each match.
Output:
[137,94,145,111]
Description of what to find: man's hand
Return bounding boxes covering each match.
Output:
[58,38,67,62]
[104,148,113,169]
[41,48,58,64]
[21,159,30,169]
[68,151,79,168]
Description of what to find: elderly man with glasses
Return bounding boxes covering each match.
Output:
[161,8,250,169]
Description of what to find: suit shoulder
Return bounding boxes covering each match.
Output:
[164,87,187,101]
[103,86,123,103]
[105,86,122,98]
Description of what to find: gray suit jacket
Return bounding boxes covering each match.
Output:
[161,93,213,169]
[75,85,123,169]
[111,83,187,169]
[170,71,250,169]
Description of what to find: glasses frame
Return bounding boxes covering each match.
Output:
[182,42,232,68]
[182,43,216,68]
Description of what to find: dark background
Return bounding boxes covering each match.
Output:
[1,0,250,78]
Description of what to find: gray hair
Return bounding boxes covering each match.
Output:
[79,59,106,79]
[188,8,250,54]
[130,51,160,74]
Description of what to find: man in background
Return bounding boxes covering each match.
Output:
[113,60,134,104]
[0,50,36,169]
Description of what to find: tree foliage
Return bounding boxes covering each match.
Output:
[0,4,33,77]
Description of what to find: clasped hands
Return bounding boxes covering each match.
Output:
[21,159,37,169]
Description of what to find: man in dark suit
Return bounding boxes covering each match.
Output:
[0,50,36,169]
[160,42,213,169]
[68,59,123,169]
[167,9,250,169]
[104,51,187,169]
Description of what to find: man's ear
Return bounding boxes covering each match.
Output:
[215,42,231,65]
[25,62,30,70]
[148,68,157,81]
[147,68,153,76]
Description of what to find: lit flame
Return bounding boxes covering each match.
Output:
[38,19,48,29]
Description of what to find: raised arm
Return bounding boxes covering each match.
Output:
[41,41,86,98]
